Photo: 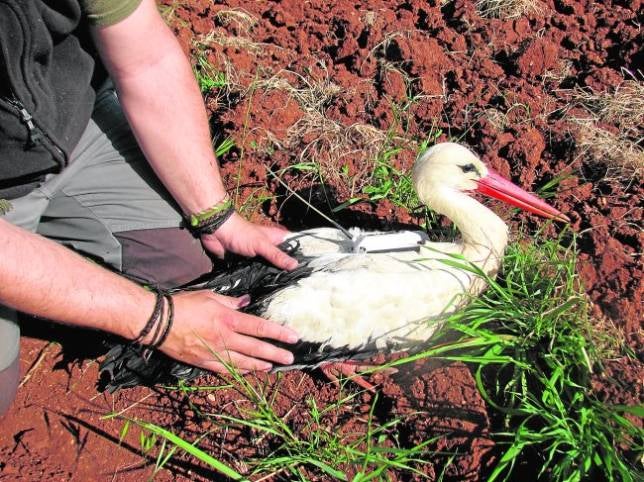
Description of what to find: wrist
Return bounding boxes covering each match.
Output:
[187,193,232,226]
[185,194,235,237]
[132,291,175,352]
[180,186,228,218]
[119,287,158,341]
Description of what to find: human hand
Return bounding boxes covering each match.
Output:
[158,290,298,373]
[200,212,298,271]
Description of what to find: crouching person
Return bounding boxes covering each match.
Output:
[0,0,298,416]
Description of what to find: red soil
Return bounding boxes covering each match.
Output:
[1,0,641,480]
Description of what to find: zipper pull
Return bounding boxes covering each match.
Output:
[18,107,43,147]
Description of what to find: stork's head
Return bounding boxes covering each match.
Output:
[412,142,569,222]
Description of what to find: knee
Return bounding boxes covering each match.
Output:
[116,227,213,289]
[0,356,20,416]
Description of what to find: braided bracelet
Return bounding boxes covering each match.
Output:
[134,287,165,344]
[154,294,174,349]
[187,194,235,236]
[190,204,235,236]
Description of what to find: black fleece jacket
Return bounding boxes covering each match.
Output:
[0,0,96,199]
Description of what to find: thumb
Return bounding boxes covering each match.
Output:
[202,235,225,258]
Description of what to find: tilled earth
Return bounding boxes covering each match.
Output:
[1,1,641,480]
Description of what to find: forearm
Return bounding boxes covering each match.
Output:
[0,220,153,339]
[93,0,227,216]
[90,0,298,272]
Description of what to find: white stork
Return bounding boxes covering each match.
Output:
[100,142,568,391]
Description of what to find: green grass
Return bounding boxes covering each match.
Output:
[203,374,434,480]
[214,136,235,158]
[110,366,451,480]
[356,111,443,212]
[392,229,643,482]
[281,86,444,217]
[347,126,452,235]
[194,55,227,94]
[357,126,440,206]
[361,146,417,208]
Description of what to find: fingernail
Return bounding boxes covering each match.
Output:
[260,362,272,371]
[286,333,299,344]
[238,295,251,307]
[283,258,297,271]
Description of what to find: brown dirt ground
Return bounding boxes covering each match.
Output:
[1,0,642,480]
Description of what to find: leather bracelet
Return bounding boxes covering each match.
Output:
[141,292,174,361]
[134,287,164,344]
[154,294,174,349]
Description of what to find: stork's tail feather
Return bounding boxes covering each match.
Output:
[271,339,382,372]
[98,345,201,393]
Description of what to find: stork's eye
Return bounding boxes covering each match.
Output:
[459,163,478,174]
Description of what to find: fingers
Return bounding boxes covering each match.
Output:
[258,226,298,270]
[196,331,294,372]
[229,333,294,365]
[203,216,296,269]
[200,351,273,373]
[229,311,299,345]
[256,241,298,271]
[166,290,299,376]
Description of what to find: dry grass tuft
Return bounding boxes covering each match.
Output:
[571,80,644,129]
[197,30,269,54]
[572,120,643,176]
[484,108,509,131]
[195,10,274,58]
[476,0,544,19]
[215,8,257,34]
[249,70,391,189]
[287,112,389,189]
[541,60,574,85]
[567,80,644,177]
[253,70,343,115]
[158,1,190,27]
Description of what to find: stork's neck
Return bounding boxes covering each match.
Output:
[428,187,509,275]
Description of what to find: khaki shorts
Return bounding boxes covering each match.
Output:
[0,87,213,371]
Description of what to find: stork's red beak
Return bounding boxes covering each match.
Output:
[476,169,570,222]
